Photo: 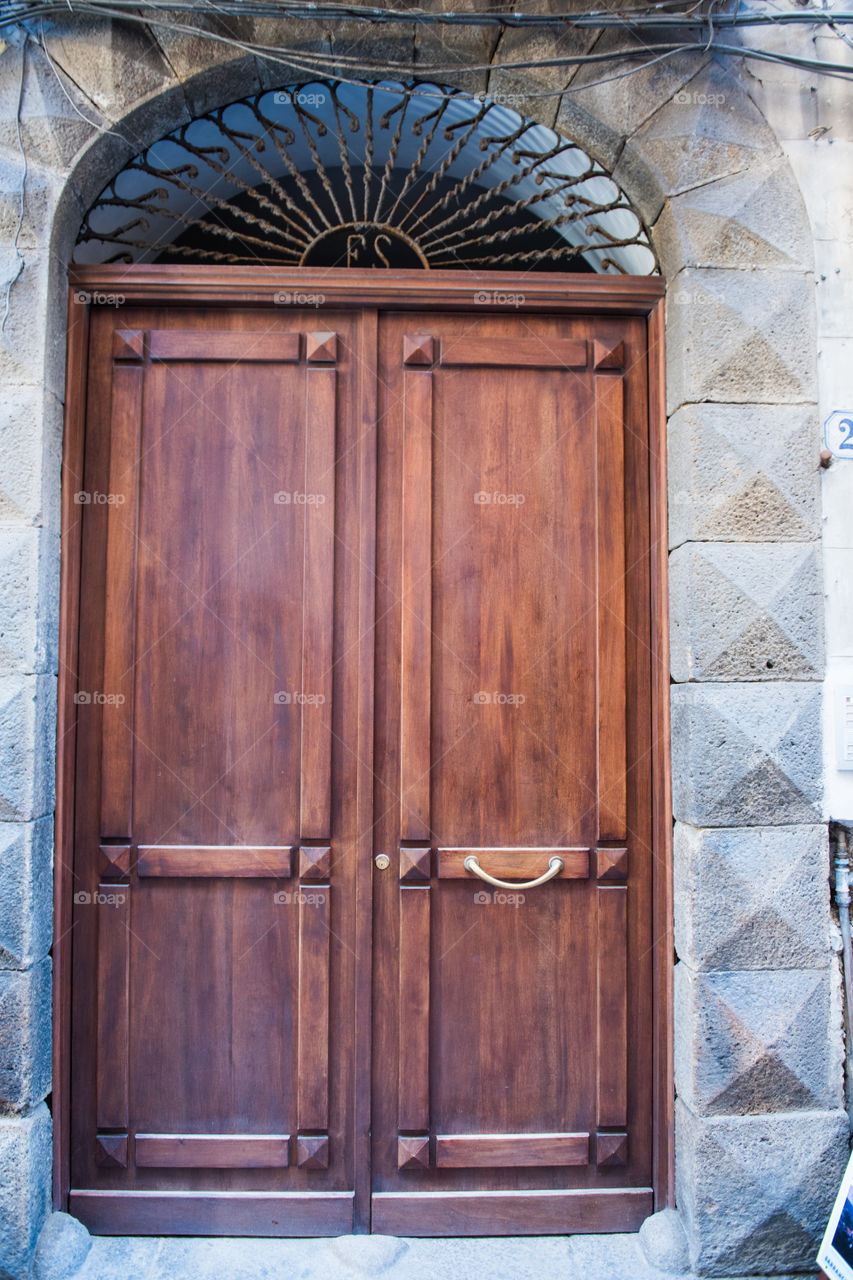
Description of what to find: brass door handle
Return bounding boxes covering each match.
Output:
[462,855,564,890]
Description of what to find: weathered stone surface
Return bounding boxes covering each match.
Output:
[674,823,831,972]
[675,964,842,1116]
[0,387,62,530]
[488,27,595,126]
[0,817,53,971]
[675,1100,848,1276]
[0,248,66,399]
[328,1235,409,1272]
[414,17,499,97]
[669,543,822,682]
[0,1104,51,1280]
[666,402,820,549]
[41,17,177,128]
[0,958,51,1112]
[140,14,263,117]
[638,1208,691,1274]
[566,39,700,140]
[0,675,57,822]
[624,63,781,201]
[0,37,108,173]
[32,1212,91,1280]
[654,156,813,277]
[0,528,60,676]
[666,268,817,411]
[670,684,822,826]
[553,93,625,174]
[0,156,68,252]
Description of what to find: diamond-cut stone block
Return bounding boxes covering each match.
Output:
[0,1105,51,1280]
[675,964,842,1116]
[671,683,821,826]
[0,818,52,970]
[667,403,820,549]
[674,823,831,971]
[676,1100,848,1276]
[0,529,60,677]
[0,676,57,821]
[669,543,822,681]
[0,959,51,1111]
[666,268,816,411]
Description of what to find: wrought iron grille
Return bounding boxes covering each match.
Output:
[74,80,658,274]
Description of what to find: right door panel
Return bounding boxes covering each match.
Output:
[371,310,655,1235]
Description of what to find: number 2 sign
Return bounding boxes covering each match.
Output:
[825,410,853,458]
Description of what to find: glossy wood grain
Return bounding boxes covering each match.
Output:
[58,272,671,1233]
[135,1135,290,1168]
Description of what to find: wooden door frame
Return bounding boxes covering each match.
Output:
[55,266,672,1218]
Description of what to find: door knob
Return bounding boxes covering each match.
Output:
[374,854,391,871]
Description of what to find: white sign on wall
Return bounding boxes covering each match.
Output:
[824,411,853,459]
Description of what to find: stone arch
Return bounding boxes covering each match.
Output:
[0,17,838,1280]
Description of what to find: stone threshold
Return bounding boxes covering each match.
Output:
[58,1231,806,1280]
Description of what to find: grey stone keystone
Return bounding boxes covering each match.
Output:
[0,957,52,1112]
[668,543,823,682]
[666,402,820,549]
[670,683,822,827]
[0,1103,52,1280]
[673,823,832,972]
[31,1213,91,1280]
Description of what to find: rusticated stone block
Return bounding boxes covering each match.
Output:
[666,268,817,411]
[670,684,821,826]
[0,37,107,172]
[675,964,842,1116]
[675,1100,848,1276]
[0,1104,52,1280]
[0,387,63,530]
[655,156,813,277]
[0,529,60,677]
[669,543,822,682]
[624,63,782,201]
[674,823,831,972]
[0,958,52,1111]
[667,402,820,549]
[0,818,53,971]
[0,676,57,822]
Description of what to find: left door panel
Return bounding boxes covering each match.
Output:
[69,310,359,1235]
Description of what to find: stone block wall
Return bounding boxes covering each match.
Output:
[0,15,847,1278]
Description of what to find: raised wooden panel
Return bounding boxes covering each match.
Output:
[300,364,336,840]
[95,1134,128,1168]
[70,1191,355,1236]
[439,336,587,368]
[147,330,301,362]
[436,848,589,880]
[399,368,432,842]
[596,374,628,842]
[435,1133,589,1169]
[398,1135,430,1170]
[398,886,430,1132]
[95,884,129,1129]
[136,846,292,878]
[399,846,431,882]
[297,885,331,1131]
[296,1135,330,1170]
[372,1189,654,1236]
[597,886,628,1129]
[135,1134,290,1168]
[99,363,142,840]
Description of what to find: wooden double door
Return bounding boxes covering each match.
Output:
[62,269,669,1237]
